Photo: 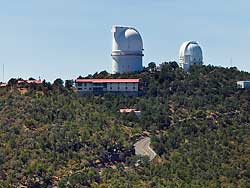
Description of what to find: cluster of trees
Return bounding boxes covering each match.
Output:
[1,63,250,187]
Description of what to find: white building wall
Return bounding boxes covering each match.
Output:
[237,81,250,88]
[76,82,139,93]
[76,82,93,91]
[106,83,138,92]
[112,55,143,74]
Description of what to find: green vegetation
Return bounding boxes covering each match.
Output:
[1,63,250,187]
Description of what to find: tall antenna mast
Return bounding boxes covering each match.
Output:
[2,64,4,83]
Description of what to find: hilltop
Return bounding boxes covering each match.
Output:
[1,63,250,187]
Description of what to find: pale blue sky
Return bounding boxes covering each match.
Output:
[0,0,249,82]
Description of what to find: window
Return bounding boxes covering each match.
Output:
[118,87,120,90]
[110,87,112,90]
[89,88,92,90]
[78,88,82,90]
[78,83,82,87]
[125,87,128,90]
[84,83,87,87]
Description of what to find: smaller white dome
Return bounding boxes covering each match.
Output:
[179,41,203,71]
[185,42,203,62]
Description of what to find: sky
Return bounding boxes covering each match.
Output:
[0,0,249,82]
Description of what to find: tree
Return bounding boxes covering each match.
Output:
[65,80,74,89]
[169,61,179,70]
[97,70,109,78]
[148,62,156,72]
[53,78,64,88]
[8,78,18,86]
[1,63,250,187]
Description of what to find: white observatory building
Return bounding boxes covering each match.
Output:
[179,41,203,71]
[111,26,144,74]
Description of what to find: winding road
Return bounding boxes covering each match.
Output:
[134,137,157,161]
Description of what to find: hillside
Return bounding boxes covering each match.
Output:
[1,63,250,187]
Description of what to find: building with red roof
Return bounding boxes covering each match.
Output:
[0,79,42,89]
[0,83,7,87]
[119,108,141,117]
[75,78,140,96]
[17,80,42,84]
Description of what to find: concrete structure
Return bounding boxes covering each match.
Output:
[75,78,140,96]
[111,26,144,74]
[237,81,250,89]
[179,41,203,71]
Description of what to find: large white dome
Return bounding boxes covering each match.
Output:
[111,26,144,74]
[112,26,143,53]
[179,41,203,71]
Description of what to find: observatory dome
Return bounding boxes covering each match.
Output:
[124,28,143,51]
[179,41,203,71]
[111,26,144,74]
[112,26,143,53]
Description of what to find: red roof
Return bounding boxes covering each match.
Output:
[75,79,140,83]
[0,83,7,87]
[18,80,42,84]
[119,108,140,113]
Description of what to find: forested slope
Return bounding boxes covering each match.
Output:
[1,63,250,187]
